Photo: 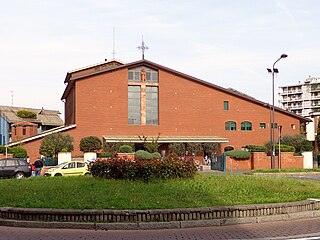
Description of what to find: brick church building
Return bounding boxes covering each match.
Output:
[9,58,310,162]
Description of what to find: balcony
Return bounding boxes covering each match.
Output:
[290,105,303,110]
[279,91,302,96]
[311,95,320,100]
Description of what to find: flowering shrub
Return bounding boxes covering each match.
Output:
[89,153,197,181]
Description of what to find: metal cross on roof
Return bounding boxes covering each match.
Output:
[137,35,149,60]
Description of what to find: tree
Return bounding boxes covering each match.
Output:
[79,136,102,152]
[203,143,220,155]
[138,134,161,153]
[39,133,74,157]
[281,134,313,155]
[186,143,203,156]
[168,142,185,156]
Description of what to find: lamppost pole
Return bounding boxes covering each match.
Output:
[278,125,282,170]
[267,54,287,169]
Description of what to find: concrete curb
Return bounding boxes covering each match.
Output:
[1,199,320,230]
[1,210,320,230]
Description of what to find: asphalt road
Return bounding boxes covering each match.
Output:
[2,217,320,240]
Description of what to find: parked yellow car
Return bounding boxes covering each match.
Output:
[44,161,91,177]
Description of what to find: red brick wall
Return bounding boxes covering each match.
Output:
[226,156,252,171]
[278,152,303,169]
[11,124,38,142]
[65,66,301,156]
[65,87,75,125]
[18,139,42,163]
[226,152,303,171]
[21,63,305,162]
[251,152,271,169]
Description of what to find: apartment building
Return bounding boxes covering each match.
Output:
[279,76,320,140]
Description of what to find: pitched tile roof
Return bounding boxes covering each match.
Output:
[0,105,64,126]
[61,59,311,123]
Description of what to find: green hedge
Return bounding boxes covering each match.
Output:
[225,150,250,160]
[152,152,161,159]
[275,144,295,152]
[0,145,6,154]
[79,136,102,152]
[0,145,27,158]
[135,150,153,160]
[245,145,267,152]
[118,145,133,153]
[97,152,110,158]
[89,153,197,181]
[134,150,161,160]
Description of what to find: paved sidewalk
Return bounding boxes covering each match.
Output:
[2,217,320,239]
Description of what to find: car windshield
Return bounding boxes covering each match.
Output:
[54,162,68,168]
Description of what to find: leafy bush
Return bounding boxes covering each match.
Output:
[0,145,27,158]
[0,145,6,154]
[225,150,250,159]
[40,133,73,157]
[9,146,27,158]
[168,142,185,156]
[103,142,134,154]
[90,153,197,181]
[281,134,312,155]
[16,109,37,119]
[97,152,110,158]
[186,143,203,156]
[203,143,220,155]
[275,144,295,152]
[79,136,102,152]
[246,145,267,152]
[152,152,161,159]
[135,150,153,160]
[118,145,133,153]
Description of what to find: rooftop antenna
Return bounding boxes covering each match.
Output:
[137,35,148,60]
[10,91,13,106]
[111,26,116,60]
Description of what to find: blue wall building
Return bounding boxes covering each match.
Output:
[0,115,9,145]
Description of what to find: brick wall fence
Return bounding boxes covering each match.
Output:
[226,152,303,171]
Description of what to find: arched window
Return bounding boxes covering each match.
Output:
[241,121,252,131]
[224,146,234,152]
[225,121,236,131]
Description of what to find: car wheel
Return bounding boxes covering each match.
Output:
[54,173,62,177]
[15,172,25,179]
[84,172,91,176]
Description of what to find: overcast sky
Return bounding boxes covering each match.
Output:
[1,0,320,119]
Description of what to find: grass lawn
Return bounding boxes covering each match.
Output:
[0,173,320,210]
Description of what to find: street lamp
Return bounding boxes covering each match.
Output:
[267,53,288,169]
[278,125,282,170]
